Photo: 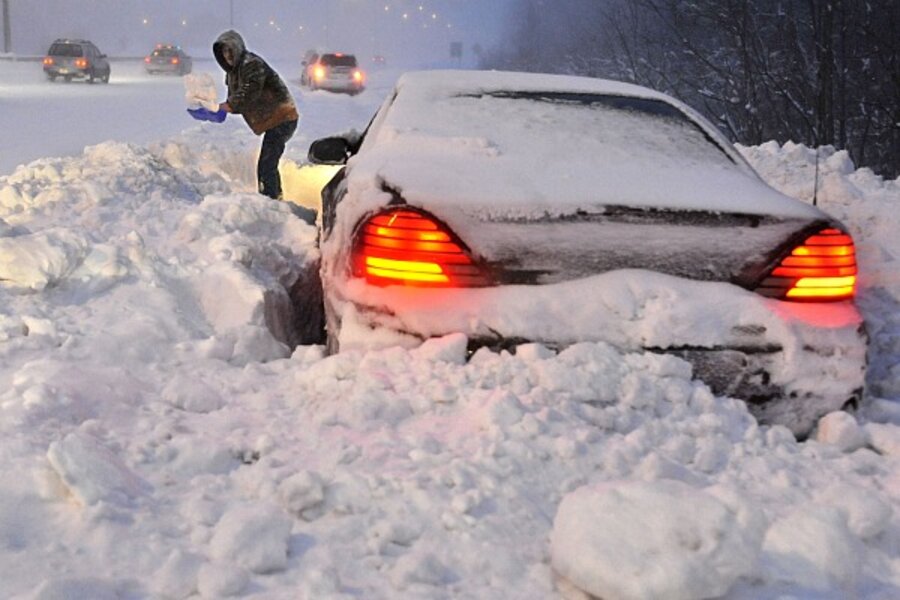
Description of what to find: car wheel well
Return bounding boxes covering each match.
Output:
[288,258,326,346]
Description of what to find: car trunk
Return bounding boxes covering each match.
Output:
[444,205,827,289]
[51,57,84,72]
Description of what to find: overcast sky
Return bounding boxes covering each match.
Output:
[6,0,514,65]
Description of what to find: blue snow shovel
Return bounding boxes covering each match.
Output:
[187,107,227,123]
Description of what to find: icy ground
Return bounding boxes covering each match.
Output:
[2,59,900,599]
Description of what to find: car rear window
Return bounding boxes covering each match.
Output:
[375,88,739,174]
[153,48,178,57]
[321,54,357,67]
[49,43,83,57]
[453,91,736,165]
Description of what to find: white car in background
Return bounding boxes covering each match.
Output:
[306,53,365,95]
[304,70,867,436]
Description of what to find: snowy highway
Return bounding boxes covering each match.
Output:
[2,56,900,599]
[0,57,394,176]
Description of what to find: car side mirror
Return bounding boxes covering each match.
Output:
[99,54,107,59]
[301,60,307,66]
[308,137,352,165]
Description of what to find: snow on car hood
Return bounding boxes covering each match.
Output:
[346,70,824,222]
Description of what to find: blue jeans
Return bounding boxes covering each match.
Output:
[258,119,298,199]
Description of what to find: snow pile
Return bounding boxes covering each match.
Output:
[0,139,318,360]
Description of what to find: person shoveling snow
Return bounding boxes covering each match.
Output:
[212,30,300,200]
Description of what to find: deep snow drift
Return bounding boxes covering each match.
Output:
[1,60,900,598]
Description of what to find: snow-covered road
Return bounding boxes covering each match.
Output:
[2,58,900,599]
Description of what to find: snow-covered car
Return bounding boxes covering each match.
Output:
[304,70,867,435]
[144,44,192,76]
[307,53,365,94]
[42,39,111,83]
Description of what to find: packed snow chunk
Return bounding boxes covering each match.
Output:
[27,578,121,600]
[368,519,423,555]
[209,504,293,574]
[297,567,344,597]
[551,480,764,600]
[865,423,900,456]
[194,264,273,334]
[817,482,893,539]
[475,389,527,430]
[390,552,458,589]
[762,507,862,592]
[152,549,203,600]
[0,184,27,210]
[197,562,248,598]
[515,342,557,361]
[0,228,88,290]
[45,432,150,507]
[278,470,326,518]
[411,332,468,364]
[168,436,238,478]
[184,72,220,112]
[815,411,866,452]
[231,325,291,364]
[161,373,223,414]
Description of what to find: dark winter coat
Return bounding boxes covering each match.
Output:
[213,30,299,135]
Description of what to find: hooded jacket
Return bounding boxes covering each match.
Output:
[213,30,299,135]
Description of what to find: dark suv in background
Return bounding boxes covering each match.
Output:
[43,39,111,83]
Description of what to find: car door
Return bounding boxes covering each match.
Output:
[90,43,108,73]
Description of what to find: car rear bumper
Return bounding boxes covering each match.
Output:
[326,269,867,435]
[315,78,363,92]
[146,65,184,74]
[44,66,90,78]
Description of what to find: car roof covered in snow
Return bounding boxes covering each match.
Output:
[347,70,824,221]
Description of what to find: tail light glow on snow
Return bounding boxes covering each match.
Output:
[353,209,489,287]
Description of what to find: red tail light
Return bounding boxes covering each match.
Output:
[352,69,364,83]
[313,65,326,81]
[757,228,857,301]
[43,57,54,66]
[74,58,88,69]
[352,209,489,287]
[144,56,151,63]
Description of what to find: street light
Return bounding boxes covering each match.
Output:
[2,0,11,54]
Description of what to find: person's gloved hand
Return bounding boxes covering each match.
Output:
[187,107,227,123]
